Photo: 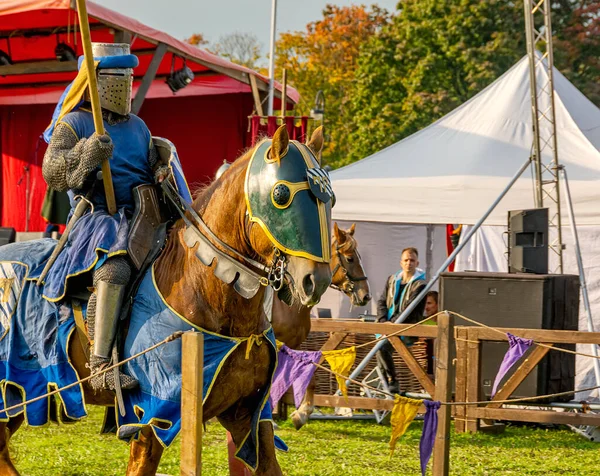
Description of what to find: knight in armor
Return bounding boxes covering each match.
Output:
[42,43,169,392]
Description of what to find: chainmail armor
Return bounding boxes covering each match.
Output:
[43,123,114,191]
[148,143,159,169]
[93,256,131,286]
[89,354,138,392]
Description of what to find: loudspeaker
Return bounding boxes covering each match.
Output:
[440,272,579,401]
[0,227,16,246]
[508,208,548,274]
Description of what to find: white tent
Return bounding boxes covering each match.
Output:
[319,55,600,397]
[331,55,600,225]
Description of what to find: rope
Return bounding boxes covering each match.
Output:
[353,312,441,349]
[311,360,395,399]
[445,384,600,406]
[310,355,600,407]
[0,331,185,416]
[450,311,600,361]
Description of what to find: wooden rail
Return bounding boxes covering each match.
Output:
[454,324,600,434]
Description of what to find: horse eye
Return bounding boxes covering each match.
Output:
[346,256,354,263]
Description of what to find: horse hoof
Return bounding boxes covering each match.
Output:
[291,410,306,430]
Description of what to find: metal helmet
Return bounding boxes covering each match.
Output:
[86,43,134,116]
[245,139,335,263]
[215,161,231,180]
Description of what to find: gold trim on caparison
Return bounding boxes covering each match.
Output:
[270,180,310,209]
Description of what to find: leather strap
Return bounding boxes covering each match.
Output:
[72,299,90,360]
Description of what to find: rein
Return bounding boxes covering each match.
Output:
[161,180,286,294]
[330,239,368,294]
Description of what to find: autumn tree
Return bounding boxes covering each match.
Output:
[185,33,209,47]
[345,0,526,165]
[554,1,600,105]
[345,0,600,166]
[274,4,390,166]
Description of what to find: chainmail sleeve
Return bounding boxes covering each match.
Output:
[149,142,171,183]
[42,122,113,191]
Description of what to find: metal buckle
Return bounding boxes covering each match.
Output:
[268,248,286,291]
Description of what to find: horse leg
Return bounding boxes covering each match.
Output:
[219,409,282,476]
[126,426,164,476]
[0,415,25,476]
[291,376,316,430]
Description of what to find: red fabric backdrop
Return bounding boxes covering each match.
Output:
[0,93,254,231]
[0,105,51,232]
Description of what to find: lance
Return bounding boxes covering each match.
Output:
[76,0,117,215]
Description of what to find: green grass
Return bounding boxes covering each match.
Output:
[9,407,600,475]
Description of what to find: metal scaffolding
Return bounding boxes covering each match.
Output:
[523,0,564,272]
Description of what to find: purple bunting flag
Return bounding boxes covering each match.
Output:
[491,332,533,397]
[419,400,440,476]
[269,345,322,408]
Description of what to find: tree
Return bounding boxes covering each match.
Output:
[274,4,390,166]
[345,0,600,166]
[212,32,263,69]
[554,2,600,105]
[185,33,209,48]
[345,0,526,165]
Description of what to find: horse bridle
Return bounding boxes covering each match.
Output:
[329,239,368,295]
[161,180,287,294]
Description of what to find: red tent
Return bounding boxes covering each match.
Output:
[0,0,298,232]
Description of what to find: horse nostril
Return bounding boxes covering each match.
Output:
[302,273,315,297]
[364,293,371,302]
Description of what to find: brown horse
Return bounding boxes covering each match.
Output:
[0,126,332,476]
[271,222,371,349]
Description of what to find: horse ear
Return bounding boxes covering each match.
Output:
[271,125,289,162]
[333,222,344,244]
[306,126,324,163]
[348,223,356,236]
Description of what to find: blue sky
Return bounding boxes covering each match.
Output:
[97,1,399,53]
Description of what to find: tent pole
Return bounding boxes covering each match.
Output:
[559,166,600,394]
[342,157,533,390]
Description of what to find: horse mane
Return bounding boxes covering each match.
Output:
[155,142,264,288]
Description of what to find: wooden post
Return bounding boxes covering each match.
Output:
[465,328,481,433]
[181,332,203,476]
[227,431,251,476]
[280,69,287,119]
[248,74,264,117]
[432,312,454,476]
[75,0,117,215]
[131,42,168,115]
[453,327,468,433]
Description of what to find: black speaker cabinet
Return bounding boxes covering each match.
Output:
[0,227,16,246]
[508,208,548,274]
[441,272,579,401]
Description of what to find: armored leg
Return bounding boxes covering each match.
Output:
[376,340,399,394]
[88,256,137,392]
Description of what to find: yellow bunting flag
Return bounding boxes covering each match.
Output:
[322,346,356,398]
[389,395,423,456]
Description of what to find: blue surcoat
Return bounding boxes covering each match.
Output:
[43,110,154,301]
[61,109,154,215]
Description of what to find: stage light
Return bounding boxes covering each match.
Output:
[0,50,12,66]
[55,42,77,62]
[166,58,194,93]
